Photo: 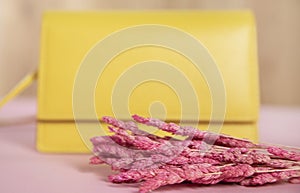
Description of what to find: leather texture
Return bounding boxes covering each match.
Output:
[36,11,260,152]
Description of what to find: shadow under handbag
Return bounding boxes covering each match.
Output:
[0,11,260,153]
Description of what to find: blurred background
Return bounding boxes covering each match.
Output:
[0,0,299,106]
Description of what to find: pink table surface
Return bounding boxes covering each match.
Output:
[0,97,299,193]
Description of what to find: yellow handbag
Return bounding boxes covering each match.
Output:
[0,10,259,153]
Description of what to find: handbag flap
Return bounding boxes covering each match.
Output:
[37,11,259,122]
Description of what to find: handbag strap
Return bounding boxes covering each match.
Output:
[0,71,38,108]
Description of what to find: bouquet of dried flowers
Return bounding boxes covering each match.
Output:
[90,115,300,193]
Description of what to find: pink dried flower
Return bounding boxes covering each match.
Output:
[89,156,105,165]
[240,170,300,186]
[181,163,212,180]
[205,148,271,165]
[132,114,256,148]
[288,177,300,184]
[102,116,146,136]
[139,172,182,193]
[266,159,294,168]
[191,166,222,185]
[216,135,256,148]
[139,164,219,193]
[132,114,203,138]
[221,164,255,182]
[168,155,220,165]
[108,126,160,150]
[109,168,158,183]
[267,146,300,161]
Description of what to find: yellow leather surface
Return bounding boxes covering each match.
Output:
[38,11,259,121]
[37,11,259,152]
